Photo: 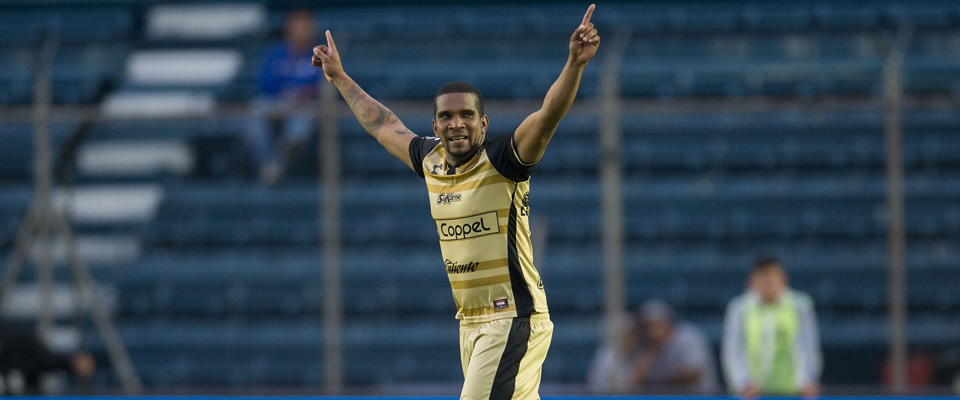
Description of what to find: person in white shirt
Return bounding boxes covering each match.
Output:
[722,256,822,397]
[587,301,719,394]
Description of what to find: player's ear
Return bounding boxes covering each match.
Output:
[432,119,438,135]
[481,115,489,133]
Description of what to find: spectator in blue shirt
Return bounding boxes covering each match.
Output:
[244,9,321,185]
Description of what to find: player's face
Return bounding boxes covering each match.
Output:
[433,93,488,165]
[750,266,787,304]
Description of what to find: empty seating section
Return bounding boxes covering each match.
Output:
[0,8,131,105]
[4,3,960,105]
[1,0,959,389]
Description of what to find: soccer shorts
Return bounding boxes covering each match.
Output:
[459,313,553,400]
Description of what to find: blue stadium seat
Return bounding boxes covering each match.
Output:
[0,9,132,44]
[742,5,815,31]
[315,9,386,41]
[887,3,953,27]
[815,4,883,29]
[526,4,595,37]
[0,48,34,105]
[455,5,528,37]
[603,5,669,33]
[666,6,740,32]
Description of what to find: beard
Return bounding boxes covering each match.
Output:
[446,140,474,158]
[444,131,483,163]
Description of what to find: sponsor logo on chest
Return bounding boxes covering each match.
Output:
[435,211,500,241]
[437,192,462,205]
[445,259,479,274]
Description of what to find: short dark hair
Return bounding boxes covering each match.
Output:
[751,255,782,274]
[286,9,315,25]
[433,81,484,117]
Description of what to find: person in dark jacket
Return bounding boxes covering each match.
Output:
[0,325,95,395]
[243,9,322,185]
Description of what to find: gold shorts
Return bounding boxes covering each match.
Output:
[459,313,553,400]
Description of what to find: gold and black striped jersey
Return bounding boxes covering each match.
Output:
[409,133,548,324]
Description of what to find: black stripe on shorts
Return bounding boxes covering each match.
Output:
[489,317,531,400]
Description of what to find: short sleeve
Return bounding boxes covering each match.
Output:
[484,133,536,182]
[408,136,441,178]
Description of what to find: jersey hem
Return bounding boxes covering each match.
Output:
[457,306,549,327]
[458,308,550,327]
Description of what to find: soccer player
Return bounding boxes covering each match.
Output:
[311,4,599,399]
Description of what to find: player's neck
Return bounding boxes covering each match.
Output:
[446,155,470,169]
[444,145,482,169]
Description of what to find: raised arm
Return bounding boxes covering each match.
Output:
[513,4,600,164]
[312,30,418,170]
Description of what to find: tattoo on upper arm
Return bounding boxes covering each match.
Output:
[342,83,399,132]
[395,128,414,136]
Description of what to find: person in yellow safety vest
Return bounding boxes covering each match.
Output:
[722,256,822,397]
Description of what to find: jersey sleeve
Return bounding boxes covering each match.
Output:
[408,136,441,178]
[484,132,536,182]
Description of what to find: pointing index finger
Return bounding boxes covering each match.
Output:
[581,4,595,27]
[326,30,336,51]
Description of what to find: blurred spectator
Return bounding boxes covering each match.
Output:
[722,256,822,397]
[587,301,719,394]
[244,9,321,185]
[629,300,719,394]
[937,347,960,395]
[586,312,636,394]
[0,325,96,395]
